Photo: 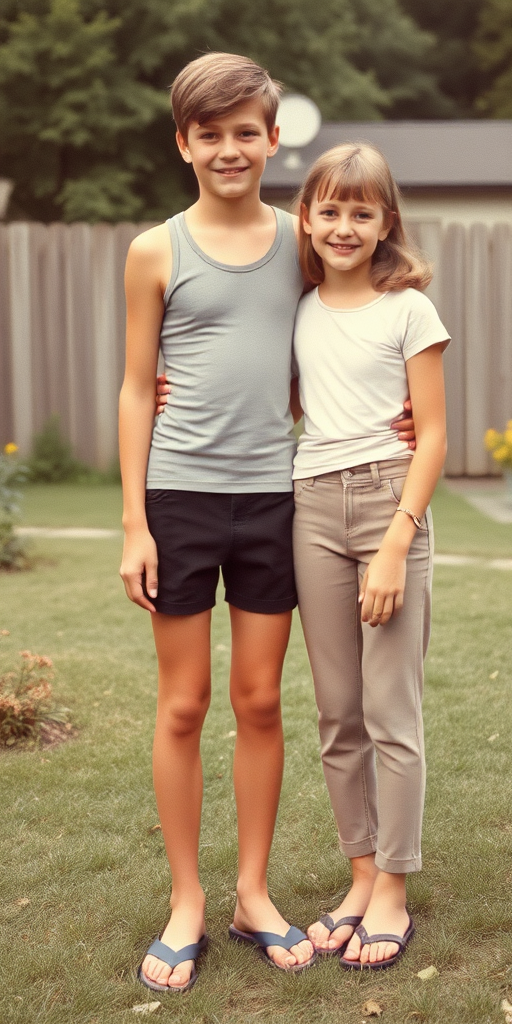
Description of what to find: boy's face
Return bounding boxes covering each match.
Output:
[176,98,279,201]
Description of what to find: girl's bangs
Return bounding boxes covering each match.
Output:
[316,160,385,208]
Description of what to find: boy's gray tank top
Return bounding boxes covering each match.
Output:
[146,207,303,493]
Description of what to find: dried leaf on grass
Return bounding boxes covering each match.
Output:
[501,996,512,1022]
[131,1002,161,1015]
[362,999,383,1016]
[15,898,30,907]
[489,671,499,679]
[488,733,499,743]
[147,824,162,834]
[416,965,439,980]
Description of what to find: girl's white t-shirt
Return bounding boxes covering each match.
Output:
[292,287,450,479]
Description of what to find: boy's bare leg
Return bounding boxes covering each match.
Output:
[229,607,314,969]
[142,610,211,989]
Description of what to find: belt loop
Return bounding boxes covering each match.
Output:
[370,462,381,489]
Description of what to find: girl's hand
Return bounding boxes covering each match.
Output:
[359,550,406,626]
[156,373,171,415]
[120,529,159,612]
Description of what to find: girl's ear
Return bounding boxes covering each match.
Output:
[176,130,192,164]
[379,209,396,242]
[301,203,312,235]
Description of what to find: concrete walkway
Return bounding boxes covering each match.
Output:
[443,475,512,525]
[15,524,512,569]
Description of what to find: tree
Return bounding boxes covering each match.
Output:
[0,0,455,221]
[473,0,512,117]
[398,0,488,117]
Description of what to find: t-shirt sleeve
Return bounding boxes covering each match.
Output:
[402,290,451,361]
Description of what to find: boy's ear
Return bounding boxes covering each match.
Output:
[176,130,192,164]
[300,203,312,235]
[267,124,280,158]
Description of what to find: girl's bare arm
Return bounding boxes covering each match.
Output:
[360,342,447,627]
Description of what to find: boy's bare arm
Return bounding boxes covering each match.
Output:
[119,225,171,611]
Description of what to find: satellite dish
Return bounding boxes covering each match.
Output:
[277,94,322,149]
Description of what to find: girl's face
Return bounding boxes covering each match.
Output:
[302,194,391,278]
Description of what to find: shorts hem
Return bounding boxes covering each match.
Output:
[225,591,297,615]
[153,597,216,617]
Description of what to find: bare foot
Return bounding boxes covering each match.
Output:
[343,871,409,966]
[308,854,378,953]
[141,894,206,990]
[233,891,314,970]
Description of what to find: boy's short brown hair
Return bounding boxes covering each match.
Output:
[171,52,282,137]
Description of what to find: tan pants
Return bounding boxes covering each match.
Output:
[293,459,433,874]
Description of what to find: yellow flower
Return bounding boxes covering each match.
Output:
[492,444,510,463]
[504,429,512,448]
[3,442,18,455]
[484,429,500,451]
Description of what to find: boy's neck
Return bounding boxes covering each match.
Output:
[187,188,271,230]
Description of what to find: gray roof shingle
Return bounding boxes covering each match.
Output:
[262,121,512,189]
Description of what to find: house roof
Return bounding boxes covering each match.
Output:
[262,120,512,190]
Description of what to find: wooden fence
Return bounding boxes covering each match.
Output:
[1,219,511,474]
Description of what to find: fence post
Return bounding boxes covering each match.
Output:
[465,224,495,475]
[441,223,467,476]
[7,223,33,455]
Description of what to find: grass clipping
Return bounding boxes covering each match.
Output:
[0,650,72,748]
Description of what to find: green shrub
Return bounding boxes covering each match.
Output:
[0,443,30,570]
[27,415,90,483]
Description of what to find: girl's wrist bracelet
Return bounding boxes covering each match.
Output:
[395,506,424,530]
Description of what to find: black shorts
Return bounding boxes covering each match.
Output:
[145,489,297,616]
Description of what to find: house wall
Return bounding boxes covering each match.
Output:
[401,188,512,228]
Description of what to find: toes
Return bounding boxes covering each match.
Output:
[291,939,314,964]
[267,940,313,969]
[307,923,329,947]
[267,945,293,969]
[143,955,171,985]
[343,937,362,962]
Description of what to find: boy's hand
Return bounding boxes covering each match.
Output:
[359,550,406,627]
[391,398,415,450]
[120,529,159,612]
[156,373,170,415]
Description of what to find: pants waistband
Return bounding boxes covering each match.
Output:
[314,458,411,488]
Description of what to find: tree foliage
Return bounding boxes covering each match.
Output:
[473,0,512,117]
[0,0,495,221]
[398,0,488,117]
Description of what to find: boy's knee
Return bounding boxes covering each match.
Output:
[161,694,210,736]
[232,686,281,728]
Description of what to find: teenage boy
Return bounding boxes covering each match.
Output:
[119,51,415,992]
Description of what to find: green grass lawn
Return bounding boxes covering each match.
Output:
[1,485,511,1023]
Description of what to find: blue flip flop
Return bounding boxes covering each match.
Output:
[138,933,208,993]
[228,924,316,972]
[340,913,415,971]
[315,913,363,956]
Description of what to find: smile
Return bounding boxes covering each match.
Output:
[214,167,249,176]
[328,243,359,252]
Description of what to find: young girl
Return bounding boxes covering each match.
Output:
[291,142,449,969]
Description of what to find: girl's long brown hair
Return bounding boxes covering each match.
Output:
[297,142,433,292]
